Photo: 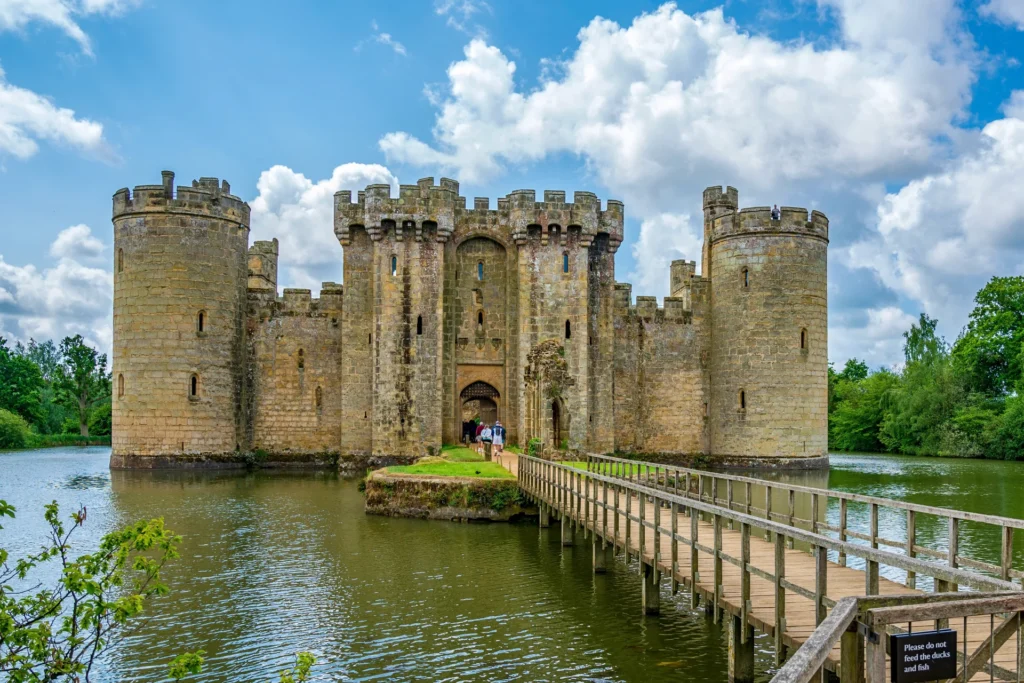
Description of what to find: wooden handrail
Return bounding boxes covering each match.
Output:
[585,452,1024,529]
[522,455,1018,593]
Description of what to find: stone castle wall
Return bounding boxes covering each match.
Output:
[111,172,829,469]
[111,173,249,466]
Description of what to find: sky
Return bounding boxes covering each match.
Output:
[1,0,1023,369]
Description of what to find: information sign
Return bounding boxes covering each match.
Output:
[889,629,957,683]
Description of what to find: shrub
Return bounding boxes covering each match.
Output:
[0,408,32,449]
[527,438,543,457]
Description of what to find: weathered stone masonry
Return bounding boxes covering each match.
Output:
[111,172,829,469]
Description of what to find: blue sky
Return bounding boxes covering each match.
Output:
[1,0,1023,367]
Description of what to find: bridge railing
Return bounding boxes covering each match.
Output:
[517,453,1021,679]
[584,453,1024,588]
[772,592,1024,683]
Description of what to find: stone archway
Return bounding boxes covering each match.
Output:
[460,381,501,440]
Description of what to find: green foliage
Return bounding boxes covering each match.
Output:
[0,338,44,426]
[829,369,898,452]
[827,285,1024,459]
[55,335,111,438]
[169,651,206,680]
[243,448,270,469]
[0,408,33,450]
[0,499,182,680]
[279,652,316,682]
[951,276,1024,396]
[88,400,112,437]
[527,438,542,457]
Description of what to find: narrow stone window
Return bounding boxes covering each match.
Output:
[565,320,571,339]
[391,255,397,277]
[801,328,808,350]
[742,268,749,288]
[197,311,205,334]
[477,261,484,281]
[477,311,484,326]
[368,332,372,345]
[563,253,569,273]
[118,374,124,399]
[417,315,423,335]
[189,374,199,399]
[117,248,124,273]
[297,348,304,370]
[739,389,746,410]
[704,401,709,417]
[315,386,322,409]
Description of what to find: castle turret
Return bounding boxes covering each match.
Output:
[702,186,738,281]
[706,188,829,464]
[111,171,250,467]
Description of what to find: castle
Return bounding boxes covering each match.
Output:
[110,171,829,469]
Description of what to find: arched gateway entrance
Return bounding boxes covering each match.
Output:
[460,382,500,441]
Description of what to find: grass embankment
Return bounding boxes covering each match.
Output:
[387,461,514,479]
[381,444,516,479]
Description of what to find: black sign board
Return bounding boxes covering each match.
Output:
[890,629,957,682]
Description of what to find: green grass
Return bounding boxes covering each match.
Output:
[386,461,515,479]
[440,445,485,462]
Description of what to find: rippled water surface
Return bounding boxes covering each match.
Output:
[3,449,1022,682]
[0,448,762,682]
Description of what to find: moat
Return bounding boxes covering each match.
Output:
[3,447,1024,682]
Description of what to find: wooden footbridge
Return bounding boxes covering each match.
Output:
[508,453,1024,682]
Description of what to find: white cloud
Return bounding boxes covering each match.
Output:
[249,163,399,294]
[380,1,978,363]
[628,212,703,295]
[381,2,972,205]
[0,65,108,160]
[49,223,105,261]
[980,0,1024,30]
[356,21,406,56]
[434,0,491,38]
[0,0,142,55]
[0,224,112,353]
[830,306,918,369]
[844,105,1024,344]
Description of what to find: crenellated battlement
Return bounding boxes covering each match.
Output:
[703,185,739,211]
[612,287,701,325]
[113,171,249,225]
[334,178,623,250]
[710,201,828,244]
[253,283,345,320]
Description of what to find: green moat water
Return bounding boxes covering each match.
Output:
[2,448,1023,681]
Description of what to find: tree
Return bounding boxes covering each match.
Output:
[0,337,44,426]
[55,336,111,437]
[952,276,1024,395]
[880,314,962,455]
[829,369,898,452]
[0,500,317,681]
[838,358,869,383]
[16,338,71,435]
[903,313,946,365]
[0,499,181,680]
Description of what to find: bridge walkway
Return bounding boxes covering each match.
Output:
[503,454,1024,681]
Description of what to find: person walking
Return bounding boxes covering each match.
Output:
[492,420,505,461]
[480,423,493,461]
[474,420,485,454]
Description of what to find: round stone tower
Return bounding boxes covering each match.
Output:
[705,187,829,466]
[111,171,251,468]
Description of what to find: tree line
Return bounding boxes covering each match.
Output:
[829,276,1024,459]
[0,335,111,449]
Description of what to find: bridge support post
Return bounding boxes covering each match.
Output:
[561,514,573,547]
[539,505,550,528]
[593,536,609,573]
[642,564,660,615]
[840,629,865,683]
[728,614,754,683]
[483,442,492,462]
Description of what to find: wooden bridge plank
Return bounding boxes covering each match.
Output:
[507,458,1023,677]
